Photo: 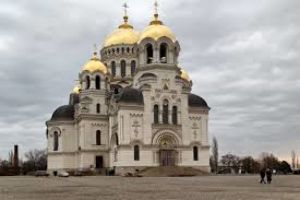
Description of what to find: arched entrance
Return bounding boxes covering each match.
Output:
[155,133,179,166]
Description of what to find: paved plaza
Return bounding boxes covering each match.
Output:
[0,175,299,200]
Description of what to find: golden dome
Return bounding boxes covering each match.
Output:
[82,52,108,74]
[72,85,81,94]
[138,14,176,43]
[103,16,139,47]
[180,69,191,82]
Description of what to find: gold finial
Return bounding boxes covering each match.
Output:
[150,0,163,25]
[93,44,97,56]
[123,3,128,18]
[122,3,129,23]
[154,0,158,18]
[119,2,133,29]
[91,44,100,61]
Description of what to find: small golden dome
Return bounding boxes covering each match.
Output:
[138,14,176,43]
[180,69,191,82]
[72,85,81,94]
[82,52,108,74]
[103,16,139,47]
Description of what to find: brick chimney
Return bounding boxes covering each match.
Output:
[13,145,19,168]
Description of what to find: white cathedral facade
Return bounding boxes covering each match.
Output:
[46,8,210,175]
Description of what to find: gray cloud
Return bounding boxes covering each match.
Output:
[0,0,299,162]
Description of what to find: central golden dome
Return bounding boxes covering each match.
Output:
[103,16,139,47]
[138,14,176,43]
[82,52,108,74]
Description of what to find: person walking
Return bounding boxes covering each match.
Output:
[266,168,273,184]
[260,168,266,184]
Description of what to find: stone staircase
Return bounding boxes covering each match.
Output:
[136,166,210,177]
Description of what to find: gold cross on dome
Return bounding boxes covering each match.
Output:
[154,0,159,15]
[93,44,98,56]
[123,3,128,16]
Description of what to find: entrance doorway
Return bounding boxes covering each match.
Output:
[159,150,176,166]
[95,156,103,169]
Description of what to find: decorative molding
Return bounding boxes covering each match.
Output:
[189,108,209,114]
[129,113,143,117]
[91,123,108,127]
[81,96,93,104]
[132,120,140,138]
[189,116,201,121]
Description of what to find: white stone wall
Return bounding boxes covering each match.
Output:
[113,148,156,167]
[48,153,77,170]
[117,107,144,145]
[47,123,77,153]
[78,119,109,150]
[78,152,108,169]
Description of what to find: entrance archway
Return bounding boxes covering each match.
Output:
[156,133,179,166]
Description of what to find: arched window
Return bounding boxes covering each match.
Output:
[85,76,90,89]
[96,104,100,113]
[53,131,59,151]
[163,100,169,124]
[96,130,101,145]
[134,145,140,161]
[95,75,101,90]
[121,60,126,77]
[114,133,119,146]
[122,47,125,54]
[127,47,130,53]
[111,61,116,77]
[160,43,168,63]
[116,48,119,54]
[154,104,159,124]
[131,60,136,76]
[193,146,198,161]
[172,106,178,125]
[146,44,153,64]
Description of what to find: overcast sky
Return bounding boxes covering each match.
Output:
[0,0,299,162]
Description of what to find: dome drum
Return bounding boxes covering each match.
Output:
[137,37,180,66]
[101,44,137,61]
[79,71,109,92]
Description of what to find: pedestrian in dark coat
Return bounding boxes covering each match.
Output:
[266,168,272,184]
[260,168,266,184]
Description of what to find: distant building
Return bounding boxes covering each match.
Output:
[46,5,210,175]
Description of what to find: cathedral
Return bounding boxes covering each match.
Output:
[46,3,210,175]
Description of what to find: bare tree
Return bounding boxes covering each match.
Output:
[260,152,280,169]
[291,150,296,169]
[8,151,13,165]
[221,154,240,173]
[23,149,47,172]
[240,156,260,174]
[211,137,218,173]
